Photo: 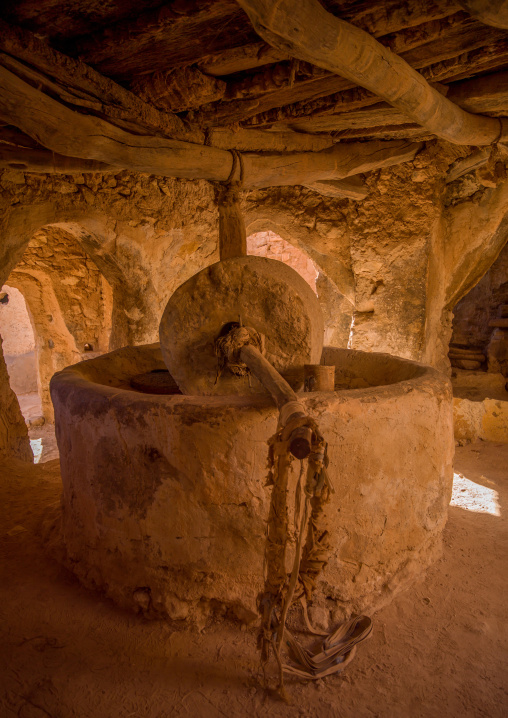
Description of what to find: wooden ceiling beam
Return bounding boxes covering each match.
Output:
[446,69,508,114]
[457,0,508,28]
[234,0,507,145]
[223,11,476,102]
[207,128,334,152]
[0,124,42,149]
[0,0,166,43]
[445,148,490,182]
[59,0,462,81]
[323,0,461,37]
[278,104,413,134]
[0,18,200,143]
[198,1,462,77]
[326,125,434,141]
[198,43,288,77]
[71,1,258,79]
[195,16,507,128]
[0,145,114,174]
[0,62,422,188]
[130,67,226,113]
[304,176,368,200]
[420,38,508,84]
[268,72,508,136]
[244,37,508,128]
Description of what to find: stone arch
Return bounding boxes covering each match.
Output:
[0,207,117,428]
[247,230,319,292]
[245,213,354,347]
[0,203,163,346]
[6,225,115,422]
[0,204,66,459]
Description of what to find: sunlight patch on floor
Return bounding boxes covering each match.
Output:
[451,472,501,516]
[30,438,43,464]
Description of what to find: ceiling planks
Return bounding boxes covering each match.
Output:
[69,1,259,79]
[193,17,508,129]
[0,0,506,160]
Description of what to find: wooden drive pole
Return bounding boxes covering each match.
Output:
[240,343,313,459]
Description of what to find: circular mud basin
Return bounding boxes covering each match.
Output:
[50,344,453,624]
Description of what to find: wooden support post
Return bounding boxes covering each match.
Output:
[216,182,247,260]
[304,364,335,392]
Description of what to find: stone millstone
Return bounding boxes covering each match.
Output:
[159,256,324,395]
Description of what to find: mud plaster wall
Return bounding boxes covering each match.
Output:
[1,141,508,459]
[245,143,508,372]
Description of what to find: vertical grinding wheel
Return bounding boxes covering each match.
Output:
[159,256,324,395]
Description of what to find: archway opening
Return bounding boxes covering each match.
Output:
[0,284,39,416]
[246,229,353,347]
[450,242,508,380]
[449,241,508,444]
[247,231,319,293]
[0,284,52,463]
[0,225,115,462]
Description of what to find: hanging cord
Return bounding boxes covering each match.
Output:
[258,416,372,700]
[212,148,245,212]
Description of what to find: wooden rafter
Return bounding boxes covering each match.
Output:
[194,16,508,129]
[0,19,200,143]
[0,61,422,188]
[69,1,258,79]
[234,0,507,145]
[264,72,508,138]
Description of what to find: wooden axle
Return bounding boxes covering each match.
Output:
[240,342,313,459]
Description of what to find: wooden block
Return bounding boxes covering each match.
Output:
[489,318,508,328]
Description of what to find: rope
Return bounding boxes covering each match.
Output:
[224,149,244,185]
[213,149,244,205]
[214,324,263,381]
[258,409,370,699]
[226,149,239,184]
[493,117,507,145]
[215,324,372,697]
[283,614,373,679]
[279,400,305,427]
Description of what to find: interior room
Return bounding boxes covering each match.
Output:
[0,1,507,716]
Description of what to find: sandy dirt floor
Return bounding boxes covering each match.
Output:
[0,441,507,717]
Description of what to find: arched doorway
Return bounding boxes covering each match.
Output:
[450,242,508,377]
[0,226,115,462]
[0,284,50,462]
[449,241,508,444]
[246,229,353,346]
[247,230,319,291]
[7,225,114,425]
[0,284,38,412]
